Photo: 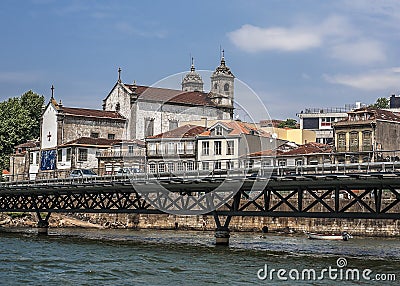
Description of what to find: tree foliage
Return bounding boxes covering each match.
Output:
[370,97,389,109]
[278,118,298,129]
[0,91,44,170]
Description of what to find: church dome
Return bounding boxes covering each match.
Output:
[181,60,204,92]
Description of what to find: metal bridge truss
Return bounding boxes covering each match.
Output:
[1,172,399,222]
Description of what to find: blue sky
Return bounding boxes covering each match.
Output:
[1,0,400,120]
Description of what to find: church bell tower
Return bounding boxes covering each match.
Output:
[210,50,235,118]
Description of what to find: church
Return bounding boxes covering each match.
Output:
[11,54,237,179]
[102,54,235,139]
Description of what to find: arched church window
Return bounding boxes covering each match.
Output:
[224,83,229,91]
[214,83,218,90]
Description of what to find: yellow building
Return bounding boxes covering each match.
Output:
[260,127,316,145]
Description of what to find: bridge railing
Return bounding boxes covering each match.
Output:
[2,161,400,188]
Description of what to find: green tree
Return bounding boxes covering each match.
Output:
[278,118,298,129]
[0,91,44,170]
[370,97,389,109]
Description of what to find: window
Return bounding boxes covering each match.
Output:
[186,142,194,154]
[90,132,99,138]
[29,152,34,164]
[226,140,234,155]
[321,117,334,127]
[149,163,156,173]
[148,143,156,156]
[214,161,222,170]
[349,132,359,152]
[167,162,175,172]
[128,145,135,154]
[108,134,115,140]
[177,142,185,154]
[78,148,88,161]
[295,159,303,166]
[214,83,218,90]
[278,159,286,167]
[246,160,254,168]
[169,120,178,131]
[224,83,229,91]
[187,161,194,171]
[158,163,165,173]
[66,148,71,161]
[261,160,271,168]
[167,142,175,155]
[115,102,120,111]
[214,141,222,155]
[145,118,154,137]
[337,133,346,152]
[202,162,209,170]
[158,143,166,155]
[226,161,233,169]
[362,131,372,151]
[177,162,184,171]
[57,149,62,162]
[202,141,209,155]
[215,126,223,136]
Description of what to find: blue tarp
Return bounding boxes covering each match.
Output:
[40,149,56,170]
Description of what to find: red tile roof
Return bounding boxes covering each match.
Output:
[147,124,206,139]
[247,142,331,157]
[199,120,271,137]
[259,119,285,128]
[283,142,332,156]
[125,85,217,107]
[61,107,126,120]
[340,107,400,123]
[247,149,284,157]
[59,137,122,147]
[14,140,40,149]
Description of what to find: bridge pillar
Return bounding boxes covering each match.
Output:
[36,212,51,235]
[37,220,49,235]
[215,227,230,246]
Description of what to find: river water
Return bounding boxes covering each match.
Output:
[0,228,399,285]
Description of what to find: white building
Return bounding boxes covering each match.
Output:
[297,103,364,144]
[197,121,282,170]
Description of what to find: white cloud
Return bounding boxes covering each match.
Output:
[330,40,386,65]
[228,24,321,52]
[324,68,400,91]
[341,0,400,21]
[228,15,386,65]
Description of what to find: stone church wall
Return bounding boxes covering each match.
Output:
[61,117,126,144]
[135,101,229,139]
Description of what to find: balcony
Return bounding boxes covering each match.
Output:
[362,144,373,152]
[96,149,145,158]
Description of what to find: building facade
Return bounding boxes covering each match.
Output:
[146,125,206,173]
[333,107,400,162]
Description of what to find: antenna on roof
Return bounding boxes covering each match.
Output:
[51,85,54,99]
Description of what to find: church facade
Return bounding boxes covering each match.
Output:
[102,55,235,140]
